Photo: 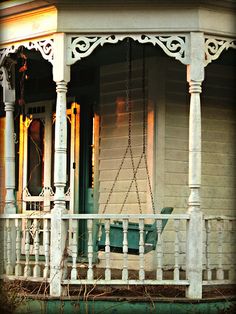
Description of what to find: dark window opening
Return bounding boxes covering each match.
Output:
[27,119,44,195]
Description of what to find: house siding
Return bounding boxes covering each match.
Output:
[99,60,149,216]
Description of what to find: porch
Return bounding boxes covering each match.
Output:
[0,1,236,307]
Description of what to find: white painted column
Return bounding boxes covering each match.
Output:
[2,65,16,214]
[185,32,204,299]
[2,64,17,275]
[50,33,70,297]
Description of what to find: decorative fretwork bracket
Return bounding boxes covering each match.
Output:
[67,34,189,65]
[204,36,236,66]
[0,38,54,67]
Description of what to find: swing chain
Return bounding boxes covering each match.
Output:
[102,39,156,215]
[119,38,142,214]
[141,49,156,214]
[101,38,131,214]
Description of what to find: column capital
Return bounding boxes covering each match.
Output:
[187,32,205,83]
[53,33,70,83]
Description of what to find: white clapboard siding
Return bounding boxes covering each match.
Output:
[99,60,149,216]
[165,59,189,220]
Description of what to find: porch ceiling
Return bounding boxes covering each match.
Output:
[0,0,235,45]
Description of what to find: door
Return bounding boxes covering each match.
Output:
[78,101,97,257]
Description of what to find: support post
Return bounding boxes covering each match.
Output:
[186,32,204,299]
[2,64,16,214]
[1,62,17,274]
[50,33,70,297]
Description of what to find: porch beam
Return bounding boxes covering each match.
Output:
[186,32,204,300]
[50,33,70,297]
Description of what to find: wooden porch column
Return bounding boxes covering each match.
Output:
[186,32,204,299]
[1,62,17,275]
[2,64,16,214]
[50,33,70,297]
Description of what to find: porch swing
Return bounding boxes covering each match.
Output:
[97,39,173,255]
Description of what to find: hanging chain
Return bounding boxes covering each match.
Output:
[141,46,156,214]
[102,40,155,215]
[102,38,131,214]
[126,40,142,214]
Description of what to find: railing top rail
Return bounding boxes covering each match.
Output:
[204,215,236,221]
[1,213,235,221]
[0,213,189,220]
[61,213,190,220]
[0,213,51,219]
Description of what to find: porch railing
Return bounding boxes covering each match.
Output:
[0,213,235,299]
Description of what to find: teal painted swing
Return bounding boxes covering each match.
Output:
[97,207,173,254]
[97,40,173,255]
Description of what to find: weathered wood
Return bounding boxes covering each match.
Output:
[24,219,31,277]
[70,220,78,280]
[87,219,94,280]
[156,219,163,280]
[33,219,40,277]
[216,220,224,280]
[6,219,13,275]
[15,219,22,276]
[43,219,50,279]
[205,219,212,281]
[50,33,70,297]
[139,219,145,281]
[122,219,128,281]
[174,219,180,281]
[104,219,111,280]
[186,32,204,300]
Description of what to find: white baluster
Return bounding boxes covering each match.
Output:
[43,219,50,279]
[3,220,7,272]
[87,219,93,280]
[0,220,4,275]
[105,219,111,281]
[71,220,78,280]
[156,219,163,280]
[33,219,40,277]
[216,220,224,280]
[122,219,129,281]
[15,219,22,276]
[24,219,31,277]
[228,220,235,282]
[205,219,212,281]
[174,219,180,281]
[6,219,13,275]
[139,219,145,281]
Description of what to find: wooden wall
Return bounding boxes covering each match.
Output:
[99,60,150,216]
